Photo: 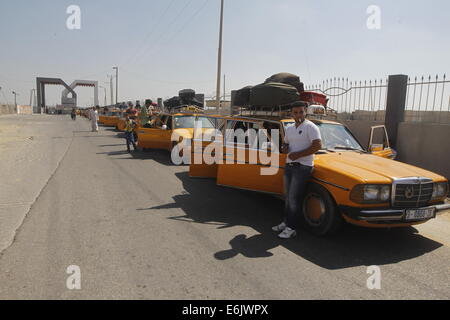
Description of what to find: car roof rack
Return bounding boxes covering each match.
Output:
[233,103,338,121]
[168,105,205,114]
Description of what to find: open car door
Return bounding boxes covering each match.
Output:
[216,119,285,195]
[368,125,397,159]
[137,115,171,150]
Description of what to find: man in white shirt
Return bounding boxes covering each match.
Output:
[90,106,99,132]
[273,102,322,239]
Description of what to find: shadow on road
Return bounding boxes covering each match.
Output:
[132,149,183,167]
[98,144,126,147]
[102,147,184,167]
[143,171,443,270]
[96,150,130,156]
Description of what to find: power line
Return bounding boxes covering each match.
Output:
[75,68,113,81]
[124,0,210,79]
[153,0,210,54]
[121,67,211,85]
[120,0,177,67]
[126,0,195,68]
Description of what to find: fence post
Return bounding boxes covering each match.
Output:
[385,74,408,149]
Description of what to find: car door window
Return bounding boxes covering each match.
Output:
[160,115,169,127]
[225,120,236,145]
[166,116,173,130]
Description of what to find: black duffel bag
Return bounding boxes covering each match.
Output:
[234,86,253,106]
[164,96,182,110]
[265,72,304,93]
[179,89,196,101]
[250,82,300,107]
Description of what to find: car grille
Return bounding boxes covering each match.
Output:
[393,182,433,208]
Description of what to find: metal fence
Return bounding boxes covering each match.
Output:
[405,75,450,123]
[306,74,450,123]
[305,78,389,121]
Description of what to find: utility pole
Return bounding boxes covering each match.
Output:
[223,74,226,102]
[215,0,224,114]
[99,86,107,106]
[113,66,119,105]
[108,75,114,105]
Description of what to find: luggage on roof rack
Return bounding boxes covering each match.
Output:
[179,89,196,101]
[234,86,253,107]
[265,72,304,93]
[300,91,328,106]
[249,82,300,107]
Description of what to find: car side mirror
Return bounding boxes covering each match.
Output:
[389,149,398,160]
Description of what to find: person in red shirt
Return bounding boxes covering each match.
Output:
[125,102,137,117]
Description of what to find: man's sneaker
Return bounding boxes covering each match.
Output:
[272,222,287,232]
[278,227,297,239]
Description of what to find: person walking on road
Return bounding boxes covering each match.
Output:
[124,114,137,153]
[71,108,77,121]
[90,106,99,132]
[272,102,322,239]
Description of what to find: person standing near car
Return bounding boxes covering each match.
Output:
[71,108,77,121]
[124,114,137,153]
[90,106,99,132]
[273,102,322,239]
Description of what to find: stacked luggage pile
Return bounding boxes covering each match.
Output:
[164,89,204,112]
[233,72,327,111]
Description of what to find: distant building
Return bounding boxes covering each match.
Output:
[205,100,231,115]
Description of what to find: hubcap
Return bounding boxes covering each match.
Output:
[303,193,326,226]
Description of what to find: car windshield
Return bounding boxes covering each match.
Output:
[282,121,295,130]
[317,123,364,151]
[174,116,196,129]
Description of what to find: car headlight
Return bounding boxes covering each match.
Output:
[432,182,448,200]
[380,185,391,202]
[364,186,379,201]
[350,184,391,204]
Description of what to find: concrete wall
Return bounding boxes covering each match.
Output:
[17,105,32,115]
[0,105,17,115]
[396,122,450,180]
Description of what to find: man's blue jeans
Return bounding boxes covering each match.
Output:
[125,131,137,152]
[284,163,314,229]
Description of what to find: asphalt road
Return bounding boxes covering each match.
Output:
[0,114,449,299]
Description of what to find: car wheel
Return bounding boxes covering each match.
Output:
[301,183,343,236]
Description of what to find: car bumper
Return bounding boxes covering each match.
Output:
[341,203,450,223]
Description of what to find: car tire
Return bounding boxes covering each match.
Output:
[300,183,343,236]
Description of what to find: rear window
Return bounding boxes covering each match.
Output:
[174,116,196,129]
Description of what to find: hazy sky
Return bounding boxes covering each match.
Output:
[0,0,449,107]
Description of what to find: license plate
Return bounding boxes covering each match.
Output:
[405,208,436,221]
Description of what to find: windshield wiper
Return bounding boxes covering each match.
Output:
[316,148,335,154]
[333,146,367,153]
